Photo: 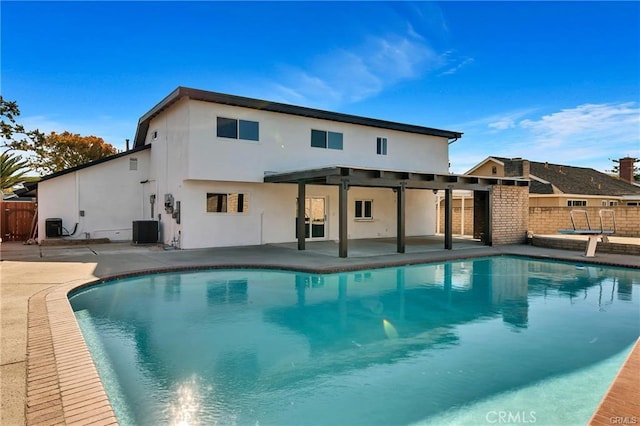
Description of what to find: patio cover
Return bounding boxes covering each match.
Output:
[264,166,529,257]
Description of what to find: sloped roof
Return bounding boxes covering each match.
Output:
[38,144,151,183]
[493,156,640,196]
[529,180,554,194]
[133,87,463,148]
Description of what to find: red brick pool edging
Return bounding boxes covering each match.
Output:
[26,283,117,426]
[589,338,640,425]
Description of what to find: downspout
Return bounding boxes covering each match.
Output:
[63,172,80,237]
[75,172,79,223]
[447,136,459,173]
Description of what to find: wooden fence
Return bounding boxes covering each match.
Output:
[1,201,36,242]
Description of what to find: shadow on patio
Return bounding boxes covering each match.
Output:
[271,235,483,258]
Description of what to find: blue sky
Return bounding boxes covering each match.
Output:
[2,1,638,174]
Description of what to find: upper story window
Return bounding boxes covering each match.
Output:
[217,117,259,141]
[376,137,387,155]
[311,129,343,150]
[491,166,497,175]
[129,158,138,171]
[567,200,587,207]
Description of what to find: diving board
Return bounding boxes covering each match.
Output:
[558,209,616,257]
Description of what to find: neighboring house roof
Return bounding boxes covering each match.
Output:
[529,179,554,195]
[11,180,38,198]
[492,156,640,196]
[37,144,151,183]
[133,87,463,148]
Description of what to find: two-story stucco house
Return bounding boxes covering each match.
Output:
[37,87,528,255]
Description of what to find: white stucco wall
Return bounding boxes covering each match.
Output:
[178,181,437,249]
[38,150,151,242]
[145,99,190,245]
[183,100,450,182]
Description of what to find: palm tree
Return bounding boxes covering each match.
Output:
[1,151,30,192]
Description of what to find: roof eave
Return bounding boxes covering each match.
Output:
[133,87,463,148]
[464,156,505,175]
[38,144,151,183]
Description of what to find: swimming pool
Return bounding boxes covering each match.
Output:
[69,256,639,425]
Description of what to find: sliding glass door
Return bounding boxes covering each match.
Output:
[296,197,326,239]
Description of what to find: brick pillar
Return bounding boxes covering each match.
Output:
[521,160,530,179]
[619,157,635,183]
[490,185,529,245]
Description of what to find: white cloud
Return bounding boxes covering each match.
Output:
[448,108,540,132]
[249,2,459,109]
[268,33,443,109]
[511,103,640,170]
[439,57,474,76]
[519,102,640,147]
[449,102,640,174]
[488,117,515,130]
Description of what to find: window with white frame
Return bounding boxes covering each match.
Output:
[376,137,387,155]
[355,200,373,220]
[129,158,138,171]
[217,117,259,141]
[567,200,587,207]
[206,193,249,213]
[311,129,343,150]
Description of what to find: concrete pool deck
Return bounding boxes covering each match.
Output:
[1,237,639,425]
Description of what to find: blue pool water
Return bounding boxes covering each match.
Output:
[69,256,640,425]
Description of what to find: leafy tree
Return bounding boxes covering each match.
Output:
[28,131,117,174]
[1,96,44,154]
[1,151,30,192]
[1,97,117,175]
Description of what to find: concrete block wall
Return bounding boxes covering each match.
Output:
[529,206,639,237]
[532,235,640,256]
[491,185,529,245]
[438,206,474,236]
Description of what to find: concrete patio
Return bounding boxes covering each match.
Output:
[1,237,639,425]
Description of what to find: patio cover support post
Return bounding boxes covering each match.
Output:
[297,181,306,250]
[396,183,406,253]
[339,179,349,258]
[444,187,453,250]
